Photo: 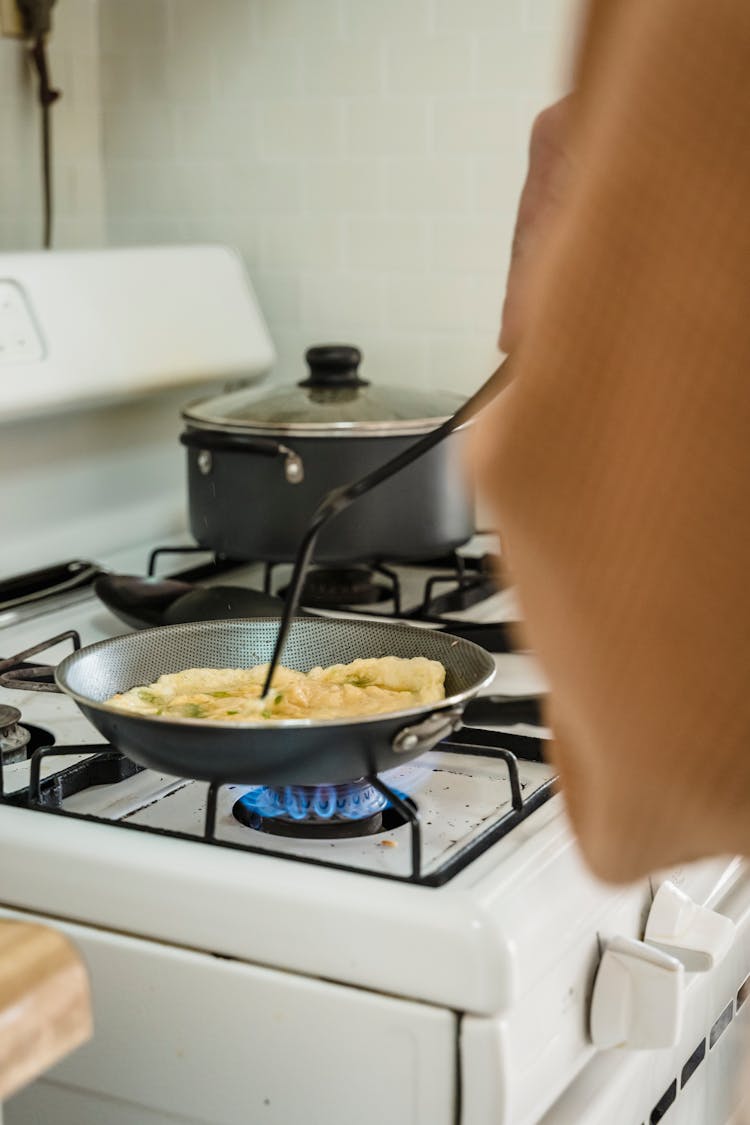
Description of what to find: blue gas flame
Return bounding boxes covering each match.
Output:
[239,780,390,822]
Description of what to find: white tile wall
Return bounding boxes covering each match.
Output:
[1,0,581,393]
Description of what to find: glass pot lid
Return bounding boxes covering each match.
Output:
[182,345,467,437]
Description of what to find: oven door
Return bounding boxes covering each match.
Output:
[1,908,457,1125]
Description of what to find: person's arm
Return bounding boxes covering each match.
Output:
[473,0,750,882]
[499,96,573,354]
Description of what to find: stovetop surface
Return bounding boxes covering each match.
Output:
[0,535,556,884]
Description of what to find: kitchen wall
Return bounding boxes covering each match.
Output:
[97,0,581,392]
[0,0,579,572]
[0,0,105,248]
[1,0,580,389]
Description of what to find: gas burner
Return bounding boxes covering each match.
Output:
[232,779,410,839]
[279,566,393,609]
[0,704,30,765]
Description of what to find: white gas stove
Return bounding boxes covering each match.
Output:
[0,539,748,1125]
[1,247,748,1125]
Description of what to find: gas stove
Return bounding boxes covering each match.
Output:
[1,247,748,1125]
[1,538,750,1125]
[0,536,553,888]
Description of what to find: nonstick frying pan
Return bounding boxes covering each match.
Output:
[1,617,495,785]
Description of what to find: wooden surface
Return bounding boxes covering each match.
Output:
[0,921,92,1102]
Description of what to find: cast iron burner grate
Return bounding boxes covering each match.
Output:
[277,566,394,609]
[145,544,507,633]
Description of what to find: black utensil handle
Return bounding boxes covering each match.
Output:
[0,560,100,612]
[0,629,80,693]
[262,356,513,695]
[180,430,304,483]
[462,695,544,728]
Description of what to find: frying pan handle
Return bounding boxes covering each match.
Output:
[392,707,463,755]
[180,430,304,484]
[0,630,80,693]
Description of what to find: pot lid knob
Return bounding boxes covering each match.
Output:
[299,345,369,389]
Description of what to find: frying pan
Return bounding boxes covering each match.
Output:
[2,617,495,785]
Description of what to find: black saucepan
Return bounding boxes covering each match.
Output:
[180,345,475,563]
[2,618,495,785]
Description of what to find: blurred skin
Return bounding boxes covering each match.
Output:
[472,0,750,884]
[499,97,574,354]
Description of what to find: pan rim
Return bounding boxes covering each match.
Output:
[56,617,496,732]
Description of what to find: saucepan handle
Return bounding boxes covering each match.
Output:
[180,430,304,484]
[392,707,464,755]
[0,630,80,693]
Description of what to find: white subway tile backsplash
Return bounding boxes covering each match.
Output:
[254,270,302,327]
[301,273,386,331]
[303,40,383,97]
[303,159,383,214]
[386,274,476,334]
[346,99,429,156]
[257,0,343,42]
[385,35,474,96]
[55,103,102,163]
[100,0,167,52]
[103,104,176,160]
[163,40,217,102]
[215,162,303,215]
[434,0,520,33]
[430,217,509,274]
[431,96,519,156]
[169,0,253,52]
[51,0,98,53]
[475,29,558,91]
[346,217,429,272]
[101,50,176,103]
[0,43,24,96]
[470,155,528,214]
[427,334,501,392]
[214,41,303,100]
[356,334,430,390]
[176,101,254,160]
[260,216,343,272]
[342,0,432,39]
[261,99,342,158]
[385,158,470,214]
[102,160,148,216]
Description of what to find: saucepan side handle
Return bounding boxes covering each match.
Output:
[180,430,304,484]
[392,707,463,755]
[0,630,81,693]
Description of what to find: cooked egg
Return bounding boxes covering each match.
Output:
[106,655,446,723]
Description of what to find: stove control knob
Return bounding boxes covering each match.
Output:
[590,936,684,1049]
[644,880,735,972]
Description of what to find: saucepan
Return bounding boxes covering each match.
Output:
[0,618,495,785]
[180,344,476,563]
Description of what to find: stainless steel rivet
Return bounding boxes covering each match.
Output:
[197,450,212,475]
